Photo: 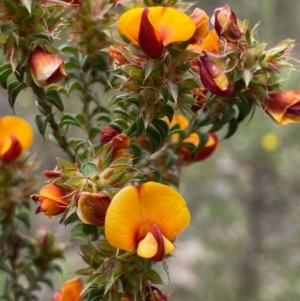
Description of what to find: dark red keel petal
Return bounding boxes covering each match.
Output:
[150,224,165,262]
[138,8,163,59]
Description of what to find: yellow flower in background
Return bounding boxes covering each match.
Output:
[260,133,279,151]
[0,115,33,163]
[105,182,190,261]
[52,277,83,301]
[118,7,196,58]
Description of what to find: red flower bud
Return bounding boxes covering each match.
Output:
[197,53,233,96]
[100,125,121,146]
[30,47,67,87]
[213,5,242,42]
[43,170,61,178]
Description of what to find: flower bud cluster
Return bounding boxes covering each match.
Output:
[33,130,137,226]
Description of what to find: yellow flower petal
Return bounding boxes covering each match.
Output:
[149,7,196,46]
[118,8,144,44]
[0,116,33,154]
[105,185,143,251]
[138,182,190,240]
[137,232,158,258]
[163,235,175,254]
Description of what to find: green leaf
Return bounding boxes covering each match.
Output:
[20,0,32,13]
[45,89,64,112]
[27,33,53,43]
[81,161,98,178]
[89,125,101,140]
[166,80,178,103]
[146,126,161,152]
[159,104,174,122]
[66,81,82,95]
[0,63,12,89]
[35,115,50,136]
[148,269,164,285]
[110,119,129,132]
[48,134,61,147]
[8,81,26,110]
[59,114,82,128]
[223,118,238,139]
[3,0,17,12]
[152,118,169,142]
[15,212,31,228]
[57,158,74,169]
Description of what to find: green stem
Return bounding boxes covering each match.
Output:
[36,96,76,162]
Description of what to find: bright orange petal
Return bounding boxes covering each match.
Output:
[201,29,220,53]
[148,7,196,46]
[138,182,190,240]
[0,116,33,153]
[118,8,144,44]
[40,198,68,217]
[105,185,143,251]
[59,277,83,301]
[40,184,64,200]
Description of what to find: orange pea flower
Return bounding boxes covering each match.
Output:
[105,182,190,261]
[170,114,218,162]
[0,115,33,163]
[29,47,67,87]
[52,277,83,301]
[118,7,196,58]
[33,184,68,218]
[264,91,300,124]
[77,192,111,227]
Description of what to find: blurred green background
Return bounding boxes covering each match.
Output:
[1,0,300,300]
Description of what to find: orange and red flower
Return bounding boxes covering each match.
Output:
[33,184,68,218]
[30,47,67,87]
[105,182,190,261]
[0,116,33,163]
[52,277,83,301]
[264,91,300,124]
[118,7,196,58]
[170,114,218,162]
